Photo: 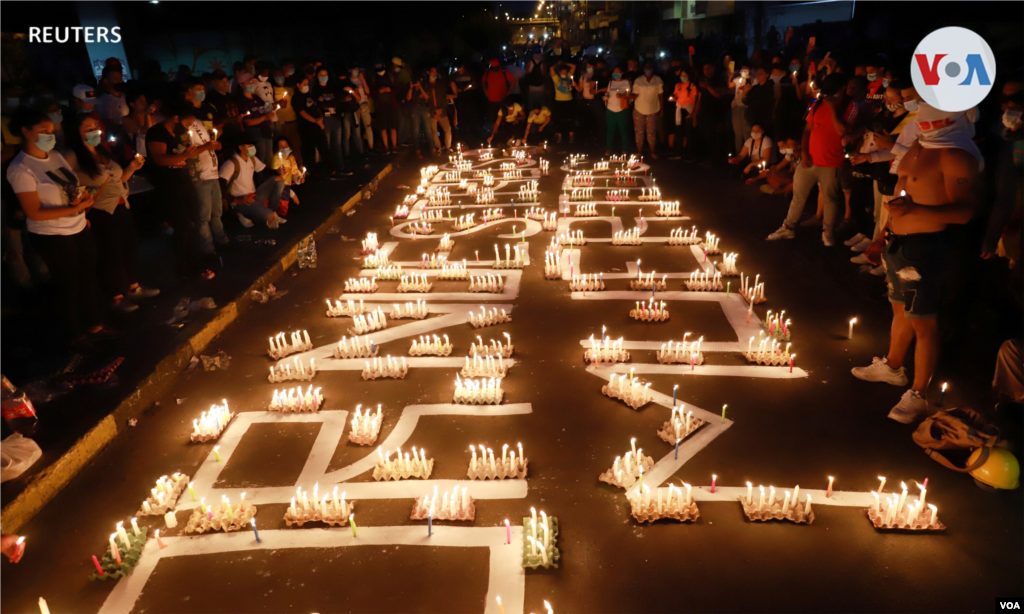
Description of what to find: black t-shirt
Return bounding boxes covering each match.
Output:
[744,82,775,128]
[315,82,341,117]
[371,72,397,108]
[334,77,361,113]
[145,122,190,185]
[192,101,217,128]
[206,90,240,125]
[238,94,272,137]
[293,89,322,123]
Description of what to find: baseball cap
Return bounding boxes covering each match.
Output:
[391,57,404,67]
[72,84,97,101]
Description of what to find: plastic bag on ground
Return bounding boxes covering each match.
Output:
[1,433,42,483]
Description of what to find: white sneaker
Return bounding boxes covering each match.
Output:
[766,225,795,241]
[869,264,886,276]
[850,253,871,264]
[822,230,835,246]
[844,233,868,246]
[236,213,254,228]
[266,218,280,229]
[276,217,288,225]
[888,390,929,424]
[852,356,909,386]
[851,238,872,252]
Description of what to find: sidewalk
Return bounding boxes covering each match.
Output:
[0,154,402,532]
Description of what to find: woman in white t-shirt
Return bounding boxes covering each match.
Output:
[631,61,664,159]
[728,124,776,176]
[5,107,116,349]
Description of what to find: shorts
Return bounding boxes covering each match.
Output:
[882,231,950,319]
[375,105,396,132]
[839,159,857,191]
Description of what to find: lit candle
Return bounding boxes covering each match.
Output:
[505,519,511,544]
[939,382,948,405]
[497,596,506,614]
[38,598,51,614]
[928,504,937,528]
[848,318,857,340]
[711,474,717,494]
[349,514,358,537]
[826,476,834,498]
[155,529,166,549]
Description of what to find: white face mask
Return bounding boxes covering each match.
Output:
[751,131,763,139]
[779,147,793,155]
[1003,108,1023,130]
[885,101,902,112]
[258,75,268,82]
[903,99,918,112]
[299,85,309,94]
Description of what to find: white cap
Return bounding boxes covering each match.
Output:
[72,84,97,101]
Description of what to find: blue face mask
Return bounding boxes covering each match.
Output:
[280,147,292,157]
[866,73,878,82]
[903,99,918,112]
[244,84,257,93]
[35,133,57,152]
[47,111,63,126]
[612,72,622,80]
[194,89,206,102]
[246,145,256,157]
[85,129,103,147]
[318,76,329,85]
[788,64,799,73]
[274,77,285,86]
[881,78,890,88]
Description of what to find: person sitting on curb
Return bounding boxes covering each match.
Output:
[729,123,776,178]
[746,136,801,195]
[218,136,287,229]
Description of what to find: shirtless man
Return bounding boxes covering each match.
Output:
[851,102,982,423]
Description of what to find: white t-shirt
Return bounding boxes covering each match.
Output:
[219,153,265,197]
[580,74,598,100]
[6,150,87,235]
[744,134,775,164]
[605,79,630,112]
[187,119,219,181]
[97,92,129,126]
[632,75,664,115]
[254,80,275,106]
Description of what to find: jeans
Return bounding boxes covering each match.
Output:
[731,106,750,155]
[234,177,283,225]
[298,120,331,173]
[606,109,630,152]
[32,228,101,338]
[410,105,432,153]
[429,113,452,151]
[783,163,842,233]
[87,205,140,299]
[193,179,226,255]
[323,115,345,171]
[342,111,364,156]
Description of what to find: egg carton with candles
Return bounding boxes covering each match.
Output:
[525,206,547,221]
[612,228,643,246]
[655,201,681,217]
[348,404,383,445]
[476,189,497,205]
[136,473,190,516]
[420,209,448,224]
[628,484,701,523]
[441,170,462,183]
[467,306,512,329]
[482,174,495,187]
[437,234,456,252]
[398,274,433,293]
[539,158,550,174]
[762,310,792,341]
[668,227,702,246]
[517,182,539,202]
[567,153,587,167]
[407,221,435,236]
[685,270,724,292]
[469,334,514,358]
[542,213,559,232]
[739,484,815,524]
[468,274,506,293]
[374,264,404,281]
[269,357,318,383]
[503,169,523,180]
[637,187,662,202]
[574,203,598,217]
[615,174,637,188]
[499,162,517,172]
[464,182,478,195]
[453,214,477,231]
[492,247,524,270]
[602,373,653,409]
[344,277,378,293]
[334,335,378,359]
[426,193,451,208]
[468,443,528,480]
[439,261,470,280]
[657,407,706,445]
[89,521,149,581]
[411,485,476,521]
[656,338,704,365]
[402,194,418,206]
[584,336,629,364]
[606,189,631,202]
[544,253,562,279]
[363,250,390,269]
[719,252,740,276]
[361,233,380,254]
[866,479,945,531]
[598,444,655,489]
[739,273,767,304]
[523,512,560,569]
[420,165,439,180]
[743,340,793,366]
[270,385,323,413]
[267,330,313,360]
[285,486,354,527]
[410,334,452,356]
[702,232,722,254]
[567,187,594,201]
[373,446,434,481]
[570,274,606,292]
[557,229,586,248]
[461,354,508,378]
[630,272,668,291]
[474,168,493,178]
[391,300,430,320]
[454,161,473,173]
[419,253,448,269]
[350,308,388,335]
[629,299,670,322]
[453,376,504,404]
[184,496,258,534]
[592,160,609,172]
[189,401,235,443]
[361,355,408,380]
[393,204,410,219]
[481,207,504,222]
[326,299,367,318]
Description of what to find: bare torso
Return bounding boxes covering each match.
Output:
[893,142,953,235]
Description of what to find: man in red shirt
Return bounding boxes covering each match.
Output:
[481,58,515,138]
[766,73,849,246]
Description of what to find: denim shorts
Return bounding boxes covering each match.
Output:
[882,231,950,319]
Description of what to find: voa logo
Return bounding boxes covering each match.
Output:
[911,26,996,112]
[998,601,1021,610]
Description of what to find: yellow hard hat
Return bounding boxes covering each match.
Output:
[967,446,1020,490]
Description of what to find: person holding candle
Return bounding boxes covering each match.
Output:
[219,136,287,229]
[0,534,25,563]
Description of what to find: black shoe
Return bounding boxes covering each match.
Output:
[88,325,122,342]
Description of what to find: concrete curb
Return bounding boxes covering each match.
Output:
[0,163,395,533]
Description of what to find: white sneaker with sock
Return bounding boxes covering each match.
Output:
[237,213,254,228]
[822,230,835,246]
[869,264,886,276]
[844,233,867,246]
[851,253,871,264]
[851,238,872,252]
[888,390,929,424]
[852,356,909,386]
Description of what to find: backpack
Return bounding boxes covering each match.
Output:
[912,408,1005,472]
[221,158,241,207]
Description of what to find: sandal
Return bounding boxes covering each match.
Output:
[201,269,216,281]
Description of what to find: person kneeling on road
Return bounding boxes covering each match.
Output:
[219,137,287,230]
